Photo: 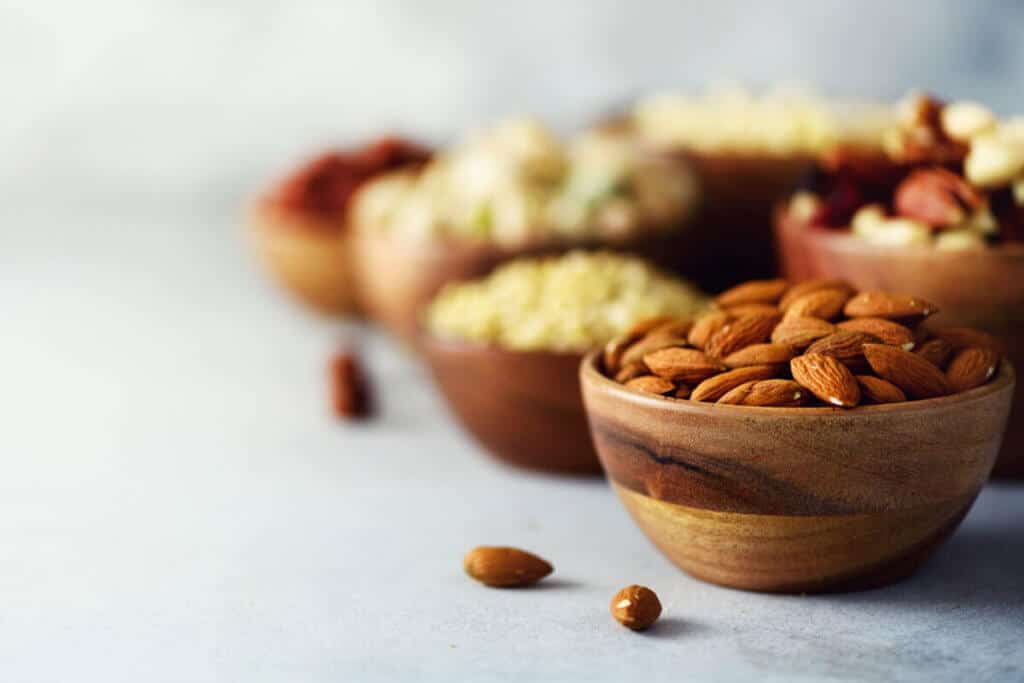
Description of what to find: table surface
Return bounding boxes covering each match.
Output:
[2,208,1023,683]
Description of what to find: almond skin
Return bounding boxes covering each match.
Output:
[856,375,908,404]
[717,379,807,407]
[690,365,779,402]
[614,361,648,383]
[836,318,916,350]
[625,375,677,395]
[721,303,782,318]
[863,344,950,398]
[464,547,552,587]
[687,311,732,350]
[604,317,688,372]
[780,279,853,310]
[770,316,835,349]
[946,347,1001,393]
[723,343,794,369]
[914,338,954,368]
[610,585,662,631]
[619,335,689,368]
[716,279,789,307]
[704,313,782,359]
[673,384,692,399]
[931,327,1004,353]
[791,353,861,407]
[843,291,939,320]
[783,288,850,321]
[806,330,881,369]
[642,348,725,384]
[644,319,695,341]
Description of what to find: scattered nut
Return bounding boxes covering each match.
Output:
[463,546,553,587]
[941,101,996,142]
[610,585,662,631]
[965,131,1024,188]
[330,348,372,419]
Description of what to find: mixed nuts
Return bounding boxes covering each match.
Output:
[603,278,1004,408]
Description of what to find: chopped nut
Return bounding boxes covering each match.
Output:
[936,230,986,251]
[941,101,997,142]
[330,349,373,419]
[858,218,932,248]
[965,132,1024,188]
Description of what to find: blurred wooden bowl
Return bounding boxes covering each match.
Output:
[420,334,600,475]
[775,209,1024,478]
[580,352,1014,593]
[249,202,358,316]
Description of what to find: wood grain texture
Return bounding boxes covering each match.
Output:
[422,337,599,475]
[249,202,359,316]
[775,208,1024,478]
[579,353,1014,592]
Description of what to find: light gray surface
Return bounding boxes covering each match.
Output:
[1,208,1022,682]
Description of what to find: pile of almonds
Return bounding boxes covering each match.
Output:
[603,278,1004,408]
[792,93,1024,249]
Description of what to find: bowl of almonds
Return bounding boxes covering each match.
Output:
[580,278,1015,593]
[775,93,1024,477]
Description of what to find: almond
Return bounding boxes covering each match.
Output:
[704,313,783,359]
[930,327,1004,353]
[791,353,861,407]
[614,361,648,383]
[642,348,725,384]
[770,316,835,349]
[783,288,850,321]
[673,384,692,399]
[893,167,982,228]
[623,315,676,339]
[863,344,950,398]
[721,303,782,318]
[620,335,689,368]
[856,375,908,404]
[723,343,795,369]
[779,279,853,310]
[463,546,552,587]
[717,379,807,407]
[690,365,779,402]
[946,347,1001,393]
[914,338,954,368]
[687,311,732,350]
[836,317,916,350]
[625,375,677,395]
[843,291,939,321]
[604,316,678,371]
[715,278,789,307]
[610,585,662,631]
[806,330,881,369]
[645,319,695,340]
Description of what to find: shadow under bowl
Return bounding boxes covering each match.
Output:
[420,335,600,475]
[579,352,1015,593]
[775,209,1024,478]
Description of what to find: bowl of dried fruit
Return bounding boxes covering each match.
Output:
[580,278,1015,593]
[349,118,700,340]
[775,94,1024,477]
[419,251,708,474]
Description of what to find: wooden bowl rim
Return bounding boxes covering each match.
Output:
[779,210,1024,263]
[580,350,1015,418]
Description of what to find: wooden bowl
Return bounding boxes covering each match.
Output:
[420,335,600,475]
[775,210,1024,478]
[351,226,701,341]
[580,352,1014,593]
[249,202,358,316]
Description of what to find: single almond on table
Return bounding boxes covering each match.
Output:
[914,338,954,368]
[836,317,916,350]
[843,291,939,321]
[643,348,725,384]
[771,316,835,349]
[716,279,789,307]
[610,585,662,631]
[614,361,648,383]
[620,335,689,368]
[783,288,850,321]
[723,343,795,368]
[806,330,881,368]
[463,546,552,587]
[687,311,732,350]
[946,347,1001,393]
[863,344,950,398]
[791,353,861,407]
[856,375,908,404]
[717,379,807,407]
[690,365,780,402]
[625,375,677,395]
[721,302,782,318]
[780,279,853,310]
[704,313,782,359]
[931,327,1004,353]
